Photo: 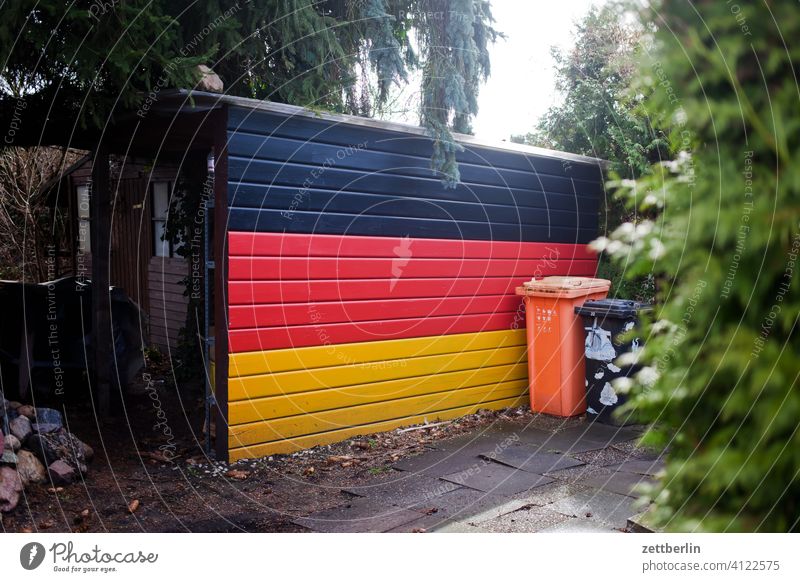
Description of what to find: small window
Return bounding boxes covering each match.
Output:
[76,185,90,253]
[151,181,173,257]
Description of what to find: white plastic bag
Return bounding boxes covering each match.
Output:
[584,319,616,361]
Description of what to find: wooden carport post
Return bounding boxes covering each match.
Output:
[91,146,111,416]
[212,107,229,462]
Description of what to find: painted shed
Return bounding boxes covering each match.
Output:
[212,93,605,461]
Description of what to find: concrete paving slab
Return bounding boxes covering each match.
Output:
[430,521,483,533]
[549,488,640,529]
[607,458,665,477]
[477,505,573,533]
[539,518,619,533]
[442,462,555,496]
[627,507,660,532]
[581,470,656,498]
[292,496,423,533]
[516,432,613,455]
[388,487,510,532]
[457,497,533,525]
[578,422,644,442]
[569,446,640,467]
[611,440,666,461]
[425,431,512,450]
[555,423,643,451]
[392,447,487,477]
[482,446,585,474]
[478,421,555,446]
[512,480,593,507]
[544,464,615,485]
[342,470,459,508]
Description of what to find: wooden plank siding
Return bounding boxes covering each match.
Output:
[148,256,189,351]
[109,177,151,313]
[223,103,605,460]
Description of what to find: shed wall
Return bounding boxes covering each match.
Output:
[225,106,603,460]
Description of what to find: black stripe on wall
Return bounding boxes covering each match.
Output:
[226,106,604,243]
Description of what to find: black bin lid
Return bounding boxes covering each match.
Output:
[574,298,652,318]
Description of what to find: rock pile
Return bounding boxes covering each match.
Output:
[1,395,94,513]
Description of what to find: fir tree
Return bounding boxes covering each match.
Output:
[0,0,499,184]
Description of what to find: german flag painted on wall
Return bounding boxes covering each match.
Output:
[223,104,603,461]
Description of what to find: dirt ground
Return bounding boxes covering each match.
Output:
[2,366,573,533]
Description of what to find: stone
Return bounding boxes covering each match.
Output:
[81,441,95,463]
[26,430,88,473]
[4,434,21,452]
[16,404,35,419]
[9,416,32,442]
[0,466,23,512]
[48,460,77,485]
[16,450,46,486]
[31,423,61,434]
[34,407,63,427]
[1,450,18,464]
[196,64,224,93]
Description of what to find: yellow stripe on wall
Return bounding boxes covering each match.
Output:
[229,328,526,377]
[230,344,526,401]
[229,394,527,461]
[225,329,530,460]
[229,362,528,424]
[230,379,526,447]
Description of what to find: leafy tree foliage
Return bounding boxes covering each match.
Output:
[512,3,667,179]
[602,0,800,531]
[513,3,668,301]
[0,0,499,183]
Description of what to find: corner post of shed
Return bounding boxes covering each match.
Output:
[212,106,230,461]
[90,145,112,416]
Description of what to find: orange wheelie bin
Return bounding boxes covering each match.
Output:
[515,276,611,416]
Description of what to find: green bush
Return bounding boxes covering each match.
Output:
[605,0,800,531]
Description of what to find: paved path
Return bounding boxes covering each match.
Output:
[292,419,663,533]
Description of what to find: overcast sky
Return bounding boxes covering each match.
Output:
[471,0,600,141]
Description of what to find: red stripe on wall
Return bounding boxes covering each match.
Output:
[228,312,521,352]
[229,256,596,281]
[228,272,597,305]
[229,294,522,329]
[229,277,518,305]
[228,232,596,260]
[227,232,598,353]
[229,232,597,260]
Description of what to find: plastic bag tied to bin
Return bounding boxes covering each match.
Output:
[584,320,617,362]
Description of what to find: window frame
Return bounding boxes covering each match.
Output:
[151,181,175,258]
